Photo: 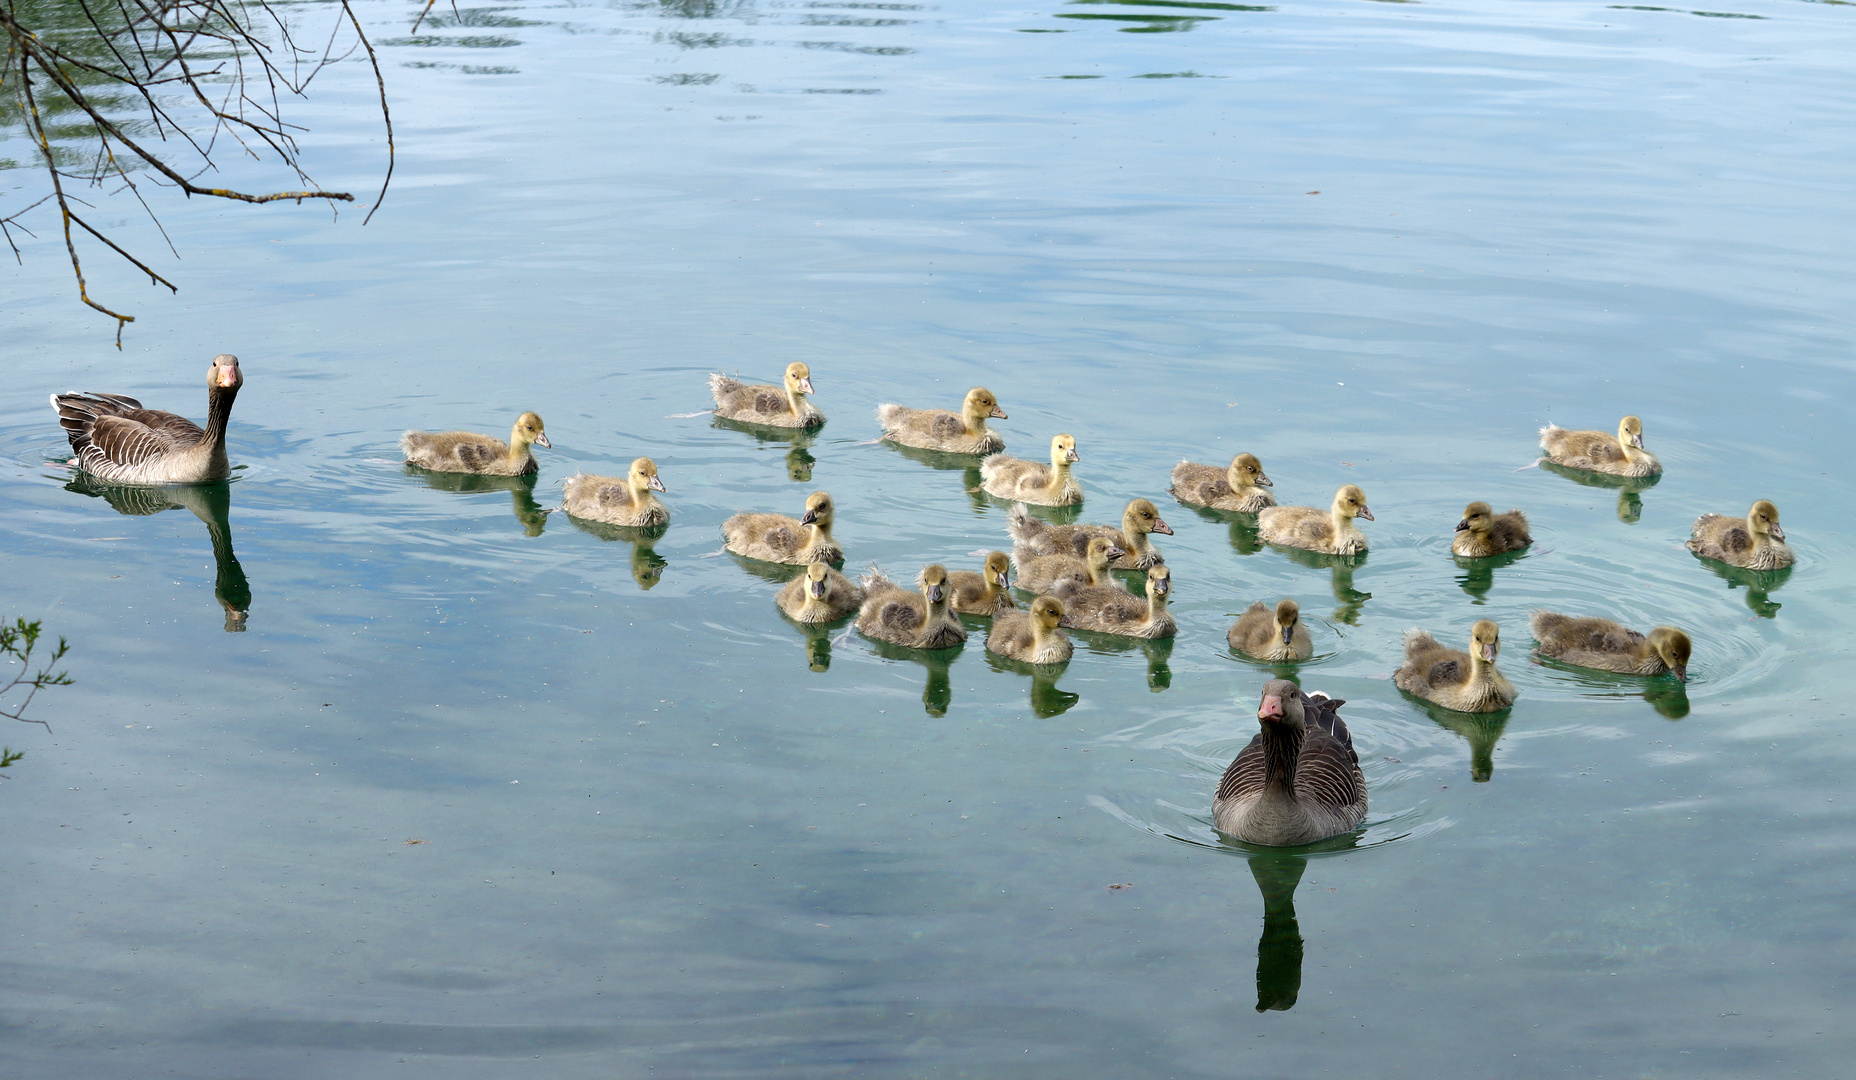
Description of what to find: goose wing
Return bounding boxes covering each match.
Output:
[1214,734,1268,801]
[1299,691,1355,760]
[1295,728,1365,810]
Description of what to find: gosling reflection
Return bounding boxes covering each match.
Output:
[1538,460,1660,524]
[883,440,986,475]
[779,619,843,673]
[1272,547,1370,625]
[1073,631,1173,691]
[983,652,1078,718]
[1453,549,1528,603]
[564,517,670,590]
[972,479,1085,525]
[1695,558,1791,619]
[63,476,250,631]
[1408,696,1512,781]
[405,466,548,536]
[1183,504,1264,556]
[1534,659,1692,720]
[1248,854,1306,1012]
[711,415,819,484]
[866,638,961,716]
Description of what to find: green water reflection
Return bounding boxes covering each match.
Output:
[61,475,251,632]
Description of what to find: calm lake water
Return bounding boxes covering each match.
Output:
[4,0,1856,1075]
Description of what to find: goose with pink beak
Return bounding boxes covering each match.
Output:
[1212,679,1367,846]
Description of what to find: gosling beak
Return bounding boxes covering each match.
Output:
[800,508,818,525]
[994,570,1010,588]
[1258,694,1284,721]
[989,405,1008,419]
[1281,625,1294,645]
[1357,506,1374,521]
[534,433,552,449]
[649,475,667,493]
[810,581,828,599]
[1065,448,1080,463]
[1154,579,1170,596]
[1674,665,1688,683]
[1770,524,1785,541]
[1152,518,1174,536]
[1256,473,1274,487]
[799,377,815,395]
[1454,519,1470,533]
[926,583,944,603]
[1058,615,1075,629]
[1106,545,1126,561]
[1629,433,1644,449]
[1479,643,1497,662]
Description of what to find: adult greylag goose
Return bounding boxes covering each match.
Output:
[1529,612,1690,681]
[561,457,668,527]
[1257,485,1373,556]
[948,551,1016,616]
[979,434,1082,506]
[1451,501,1531,558]
[1394,621,1514,713]
[402,412,550,476]
[1007,498,1172,570]
[1212,680,1367,846]
[723,491,842,564]
[1539,416,1660,477]
[985,595,1073,665]
[856,565,967,649]
[710,363,822,429]
[52,353,243,484]
[1171,453,1276,514]
[1015,536,1123,595]
[777,561,865,623]
[1228,599,1313,661]
[877,387,1007,454]
[1687,500,1793,570]
[1052,565,1176,639]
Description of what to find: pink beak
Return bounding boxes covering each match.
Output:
[990,405,1009,419]
[1357,506,1374,521]
[534,433,552,449]
[217,366,239,387]
[649,475,667,493]
[1258,694,1284,721]
[799,377,815,394]
[1480,643,1497,662]
[1065,448,1080,463]
[1770,523,1785,541]
[1152,518,1173,536]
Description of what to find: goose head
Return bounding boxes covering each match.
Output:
[1274,599,1301,645]
[918,564,950,607]
[1256,678,1307,730]
[1050,433,1080,468]
[1618,415,1645,450]
[1648,626,1691,682]
[1455,501,1494,537]
[1123,498,1173,538]
[1333,484,1373,521]
[1748,499,1784,541]
[208,353,243,391]
[1084,536,1126,576]
[963,387,1008,425]
[510,412,551,450]
[1230,452,1271,488]
[1146,565,1172,603]
[630,457,667,494]
[1470,620,1501,663]
[1031,595,1066,635]
[803,560,832,600]
[785,362,815,397]
[799,491,834,529]
[983,550,1012,591]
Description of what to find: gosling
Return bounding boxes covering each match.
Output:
[401,412,549,476]
[876,387,1008,455]
[1687,500,1793,570]
[1170,453,1276,513]
[1529,612,1689,681]
[1007,498,1172,570]
[561,458,669,528]
[1257,484,1373,556]
[1451,501,1531,558]
[710,363,823,429]
[856,564,967,650]
[1052,565,1176,639]
[948,551,1016,616]
[986,595,1073,665]
[777,561,865,623]
[1015,536,1124,595]
[1539,416,1660,478]
[979,434,1083,506]
[1393,620,1515,713]
[1228,599,1313,662]
[722,491,842,564]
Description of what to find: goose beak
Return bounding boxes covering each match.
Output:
[1152,518,1173,536]
[1065,449,1079,463]
[216,366,240,388]
[534,433,552,449]
[926,583,944,603]
[1154,579,1170,596]
[1454,519,1470,533]
[1357,506,1374,521]
[811,581,827,599]
[799,377,815,395]
[1770,524,1785,541]
[1058,615,1075,628]
[994,570,1010,588]
[1106,546,1126,560]
[1256,474,1274,487]
[1480,643,1497,662]
[1629,433,1644,449]
[1258,694,1285,721]
[1674,665,1688,683]
[1281,625,1294,645]
[800,508,818,525]
[649,475,667,493]
[990,405,1008,419]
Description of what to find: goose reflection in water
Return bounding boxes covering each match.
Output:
[1404,695,1511,781]
[983,652,1079,718]
[1181,503,1265,556]
[1072,629,1173,691]
[1538,460,1661,524]
[63,476,250,631]
[1533,658,1693,720]
[405,466,549,536]
[1270,546,1370,626]
[866,637,961,716]
[1453,548,1528,604]
[1694,558,1792,620]
[710,415,819,484]
[564,517,670,590]
[1226,831,1359,1013]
